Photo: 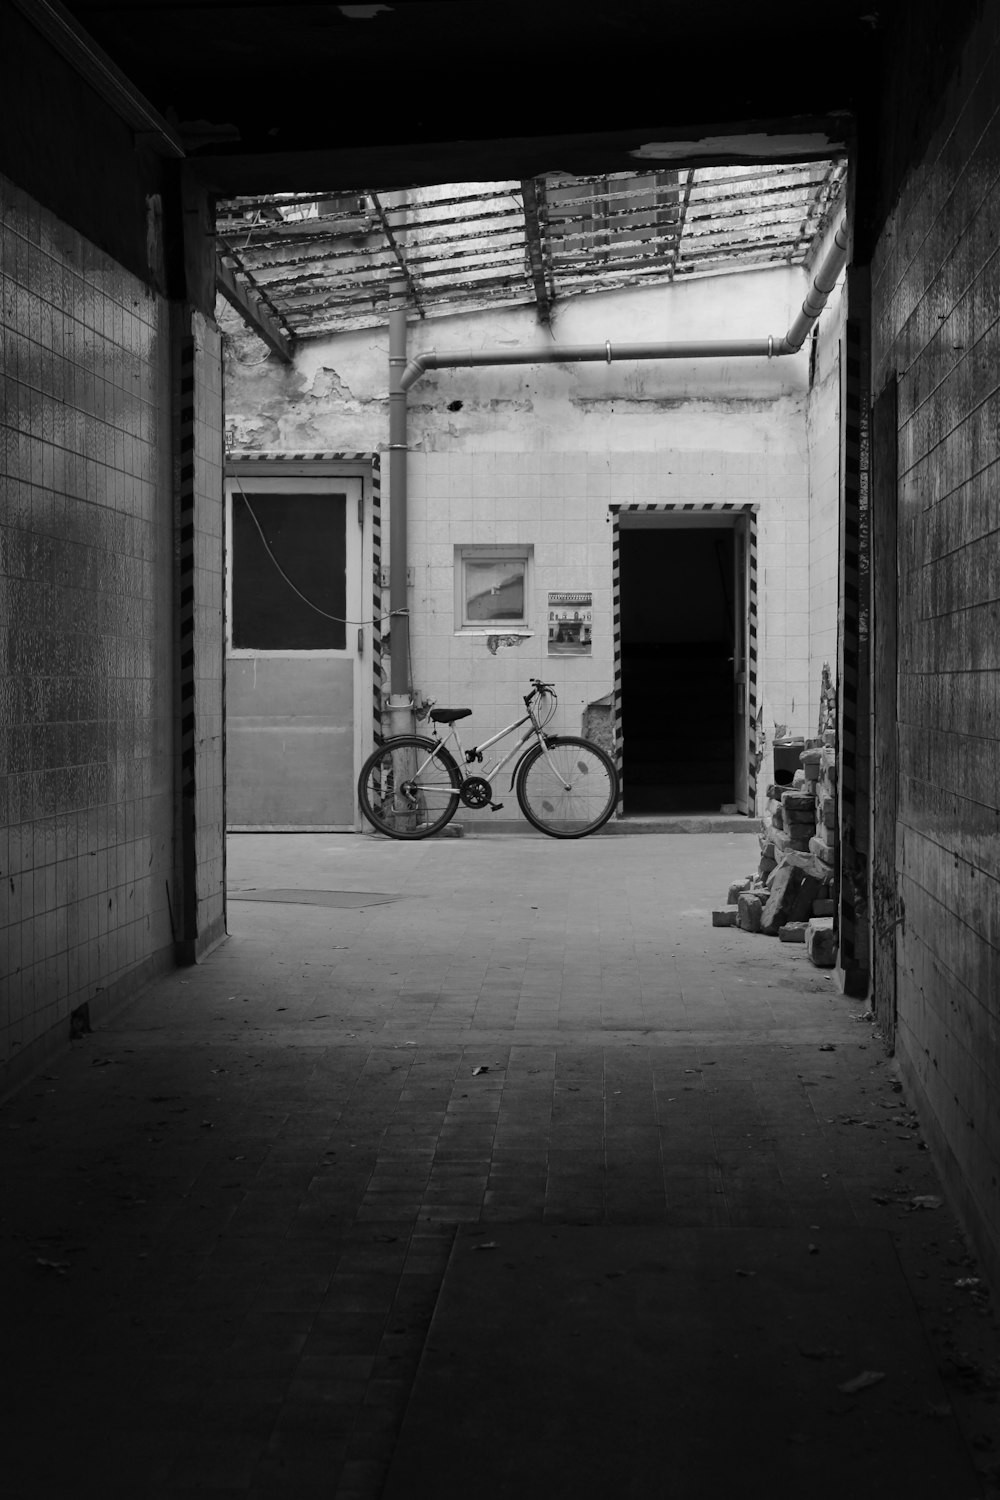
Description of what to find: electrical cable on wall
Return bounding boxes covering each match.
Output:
[226,342,274,367]
[233,475,405,627]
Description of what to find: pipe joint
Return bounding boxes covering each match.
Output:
[400,353,433,391]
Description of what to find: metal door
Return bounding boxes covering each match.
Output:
[225,474,364,829]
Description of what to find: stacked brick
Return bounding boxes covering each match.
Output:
[810,729,838,876]
[712,728,839,968]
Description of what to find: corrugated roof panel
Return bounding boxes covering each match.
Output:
[217,160,846,340]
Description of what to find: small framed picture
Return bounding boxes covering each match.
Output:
[547,592,592,655]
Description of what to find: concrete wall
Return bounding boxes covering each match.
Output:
[1,171,176,1074]
[871,2,1000,1285]
[224,263,831,802]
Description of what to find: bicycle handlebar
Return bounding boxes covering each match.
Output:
[525,679,557,730]
[424,680,552,715]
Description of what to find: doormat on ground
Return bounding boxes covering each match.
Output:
[383,1226,980,1500]
[228,889,405,907]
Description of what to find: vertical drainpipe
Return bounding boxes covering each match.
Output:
[387,281,414,735]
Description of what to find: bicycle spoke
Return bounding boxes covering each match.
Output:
[516,737,618,838]
[358,737,461,839]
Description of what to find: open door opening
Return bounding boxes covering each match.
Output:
[619,518,746,814]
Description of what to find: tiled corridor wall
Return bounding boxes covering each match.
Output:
[1,173,175,1075]
[189,313,226,950]
[871,4,1000,1276]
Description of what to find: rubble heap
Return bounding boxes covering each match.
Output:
[713,726,838,969]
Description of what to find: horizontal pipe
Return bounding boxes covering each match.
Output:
[401,339,773,387]
[399,216,850,390]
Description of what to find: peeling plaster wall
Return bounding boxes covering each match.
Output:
[224,267,811,451]
[223,265,829,805]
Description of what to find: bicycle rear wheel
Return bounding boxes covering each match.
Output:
[358,735,462,839]
[515,735,618,838]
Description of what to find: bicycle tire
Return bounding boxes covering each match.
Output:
[515,735,619,838]
[358,735,462,839]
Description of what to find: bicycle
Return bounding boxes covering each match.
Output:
[358,678,619,840]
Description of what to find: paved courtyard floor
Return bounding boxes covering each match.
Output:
[2,833,998,1497]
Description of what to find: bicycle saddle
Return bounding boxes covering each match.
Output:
[429,707,472,723]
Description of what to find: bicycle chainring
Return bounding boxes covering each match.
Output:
[459,776,493,808]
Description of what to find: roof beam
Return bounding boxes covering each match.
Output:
[520,177,554,324]
[370,192,425,317]
[668,168,696,281]
[216,251,295,362]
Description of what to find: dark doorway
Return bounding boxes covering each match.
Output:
[620,525,736,813]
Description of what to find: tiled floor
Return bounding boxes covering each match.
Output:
[2,833,998,1498]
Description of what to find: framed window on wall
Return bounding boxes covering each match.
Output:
[455,545,532,631]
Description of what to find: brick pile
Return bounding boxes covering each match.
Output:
[712,726,838,969]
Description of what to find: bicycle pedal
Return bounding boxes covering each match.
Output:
[489,801,504,812]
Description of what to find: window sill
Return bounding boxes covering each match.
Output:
[454,628,534,637]
[227,647,351,657]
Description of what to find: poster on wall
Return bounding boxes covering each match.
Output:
[547,592,593,655]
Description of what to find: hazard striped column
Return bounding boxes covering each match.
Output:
[610,507,624,813]
[747,511,759,813]
[371,456,383,744]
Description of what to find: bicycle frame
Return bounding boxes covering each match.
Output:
[419,690,571,794]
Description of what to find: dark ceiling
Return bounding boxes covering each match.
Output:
[62,1,888,193]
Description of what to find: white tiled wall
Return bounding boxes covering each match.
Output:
[755,464,812,747]
[407,441,811,815]
[806,289,845,730]
[408,452,615,735]
[222,260,828,810]
[0,172,174,1070]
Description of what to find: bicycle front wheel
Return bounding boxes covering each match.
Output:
[358,735,462,839]
[515,735,619,838]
